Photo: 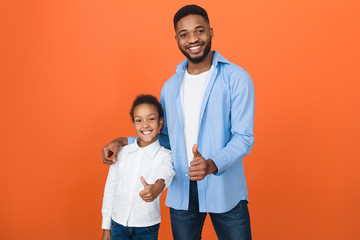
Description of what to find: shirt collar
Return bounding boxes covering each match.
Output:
[175,50,230,72]
[126,138,161,158]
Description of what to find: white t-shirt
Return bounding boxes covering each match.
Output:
[101,139,174,228]
[181,66,214,166]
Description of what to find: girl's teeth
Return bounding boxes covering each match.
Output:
[143,131,151,135]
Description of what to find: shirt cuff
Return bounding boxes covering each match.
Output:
[102,217,111,230]
[156,171,174,188]
[211,151,230,176]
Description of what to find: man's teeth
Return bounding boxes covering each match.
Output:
[142,131,151,135]
[189,46,201,50]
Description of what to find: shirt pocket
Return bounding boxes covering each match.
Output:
[206,89,229,120]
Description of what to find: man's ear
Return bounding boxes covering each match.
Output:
[210,28,214,39]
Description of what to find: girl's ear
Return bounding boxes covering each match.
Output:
[159,118,164,131]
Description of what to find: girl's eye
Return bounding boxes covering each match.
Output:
[135,120,141,123]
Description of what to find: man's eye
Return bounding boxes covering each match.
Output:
[197,30,204,34]
[180,33,187,38]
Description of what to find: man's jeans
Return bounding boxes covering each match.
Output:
[111,219,160,240]
[170,181,252,240]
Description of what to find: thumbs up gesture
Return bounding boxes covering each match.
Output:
[139,176,165,202]
[188,144,218,181]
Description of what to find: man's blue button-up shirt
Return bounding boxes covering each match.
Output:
[130,51,254,213]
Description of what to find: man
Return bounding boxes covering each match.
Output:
[102,5,255,240]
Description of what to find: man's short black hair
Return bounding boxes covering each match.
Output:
[129,94,164,122]
[173,5,209,30]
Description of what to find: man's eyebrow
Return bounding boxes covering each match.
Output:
[177,29,187,34]
[177,25,205,34]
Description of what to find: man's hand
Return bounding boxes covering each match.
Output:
[101,137,128,165]
[101,229,111,240]
[139,177,165,202]
[189,144,218,181]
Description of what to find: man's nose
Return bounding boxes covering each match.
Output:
[188,32,199,43]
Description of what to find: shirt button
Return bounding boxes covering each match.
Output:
[185,174,188,177]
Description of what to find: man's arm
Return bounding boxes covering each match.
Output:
[211,69,255,175]
[189,69,255,179]
[101,137,128,164]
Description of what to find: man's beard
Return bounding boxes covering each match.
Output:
[179,40,212,64]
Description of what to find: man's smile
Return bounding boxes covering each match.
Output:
[187,44,204,54]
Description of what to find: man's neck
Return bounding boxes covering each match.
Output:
[186,51,214,75]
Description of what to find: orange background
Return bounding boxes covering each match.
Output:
[1,0,359,239]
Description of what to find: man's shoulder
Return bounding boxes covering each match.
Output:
[217,62,252,86]
[220,61,248,75]
[213,51,249,74]
[163,72,181,87]
[162,57,187,89]
[160,71,181,98]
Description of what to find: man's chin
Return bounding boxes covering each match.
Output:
[179,48,201,63]
[188,55,206,63]
[184,51,209,64]
[180,41,212,64]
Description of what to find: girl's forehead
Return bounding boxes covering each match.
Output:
[134,103,158,115]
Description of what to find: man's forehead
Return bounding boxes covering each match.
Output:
[175,14,209,30]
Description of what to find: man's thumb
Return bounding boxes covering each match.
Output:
[192,144,201,157]
[140,176,148,188]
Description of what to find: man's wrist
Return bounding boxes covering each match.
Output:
[114,137,128,146]
[207,159,218,175]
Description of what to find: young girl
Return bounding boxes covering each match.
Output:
[101,95,175,240]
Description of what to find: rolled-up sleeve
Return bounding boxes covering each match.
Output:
[156,152,175,188]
